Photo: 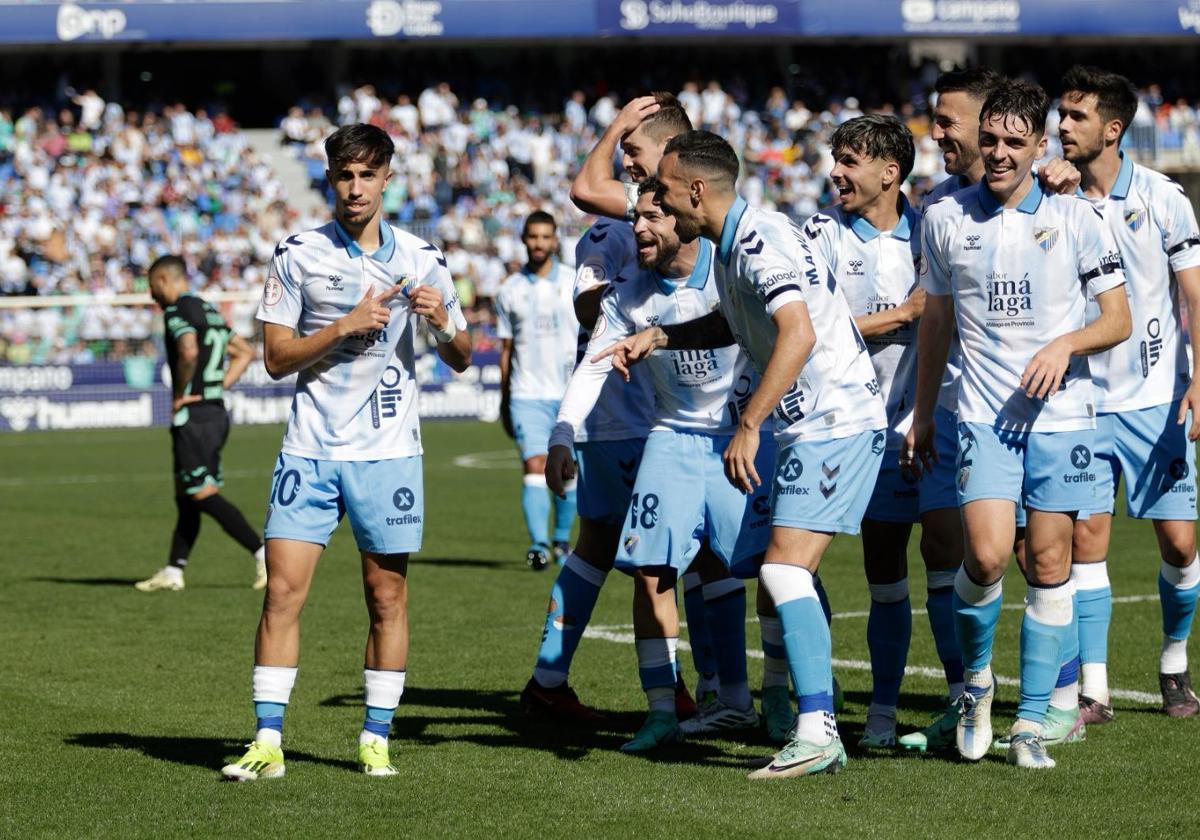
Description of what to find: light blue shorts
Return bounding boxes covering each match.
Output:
[1089,402,1198,520]
[575,438,645,525]
[770,429,887,536]
[510,398,559,461]
[263,452,424,554]
[865,455,921,524]
[957,422,1097,513]
[917,404,961,515]
[615,430,775,579]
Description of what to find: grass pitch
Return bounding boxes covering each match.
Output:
[2,421,1198,838]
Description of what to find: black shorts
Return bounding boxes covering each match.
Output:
[171,407,230,495]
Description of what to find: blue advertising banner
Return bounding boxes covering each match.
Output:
[1,0,1195,43]
[0,350,502,432]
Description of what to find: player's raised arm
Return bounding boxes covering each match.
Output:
[570,95,660,218]
[593,309,734,380]
[222,333,254,390]
[856,286,926,338]
[261,284,405,379]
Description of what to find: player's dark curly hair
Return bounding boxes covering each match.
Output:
[663,130,739,185]
[1061,65,1139,140]
[637,176,662,196]
[980,79,1050,138]
[831,115,916,181]
[639,92,693,141]
[324,123,395,170]
[935,67,1004,102]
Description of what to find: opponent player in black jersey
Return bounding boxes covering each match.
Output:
[135,255,266,592]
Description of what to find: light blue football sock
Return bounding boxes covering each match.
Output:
[1017,583,1073,724]
[682,574,717,690]
[761,566,833,714]
[953,567,1003,673]
[254,701,285,735]
[552,479,577,543]
[926,576,965,689]
[532,554,607,688]
[1160,557,1200,642]
[1076,581,1112,664]
[521,474,551,548]
[867,581,911,708]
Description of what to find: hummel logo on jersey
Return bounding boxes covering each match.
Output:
[645,314,661,326]
[1034,227,1060,254]
[1125,208,1147,232]
[964,234,982,250]
[847,260,864,275]
[274,234,302,256]
[589,230,608,243]
[741,230,764,255]
[327,274,344,291]
[421,243,447,267]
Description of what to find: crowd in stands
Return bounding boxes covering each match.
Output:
[3,75,1200,365]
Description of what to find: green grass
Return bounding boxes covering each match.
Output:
[1,422,1198,837]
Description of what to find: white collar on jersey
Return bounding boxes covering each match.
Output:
[977,176,1045,216]
[848,193,919,242]
[653,238,713,295]
[716,195,750,265]
[333,218,396,262]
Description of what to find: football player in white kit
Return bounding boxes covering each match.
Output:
[911,80,1130,769]
[802,115,962,748]
[547,182,771,751]
[496,211,579,570]
[1058,66,1200,720]
[601,130,888,779]
[221,124,471,781]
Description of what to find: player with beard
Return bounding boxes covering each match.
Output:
[547,182,770,750]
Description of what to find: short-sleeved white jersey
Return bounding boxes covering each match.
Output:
[921,180,1126,432]
[495,260,578,400]
[588,239,754,433]
[714,197,887,443]
[1081,154,1200,412]
[802,198,921,450]
[256,219,467,461]
[571,220,654,442]
[920,174,971,414]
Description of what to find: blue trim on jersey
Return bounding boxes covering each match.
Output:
[1074,152,1134,200]
[652,239,713,295]
[333,218,396,262]
[520,257,561,283]
[717,197,749,265]
[977,178,1045,216]
[848,194,918,243]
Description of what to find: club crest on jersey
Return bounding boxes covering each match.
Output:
[1125,209,1147,232]
[623,534,639,554]
[393,273,417,294]
[1034,227,1059,254]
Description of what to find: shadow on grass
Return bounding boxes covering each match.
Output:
[30,576,142,587]
[316,685,750,766]
[407,556,510,569]
[64,732,357,773]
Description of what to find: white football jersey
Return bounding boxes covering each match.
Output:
[803,198,921,450]
[1081,154,1200,412]
[571,220,654,442]
[921,179,1125,432]
[920,174,971,414]
[495,260,578,400]
[714,197,887,443]
[256,220,467,461]
[584,239,755,433]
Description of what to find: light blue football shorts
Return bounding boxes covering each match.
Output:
[1088,401,1198,520]
[574,438,645,525]
[615,430,776,579]
[510,398,559,461]
[263,452,424,554]
[957,422,1098,514]
[770,429,887,536]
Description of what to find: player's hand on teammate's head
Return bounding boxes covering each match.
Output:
[545,445,576,498]
[615,95,661,135]
[408,284,450,330]
[1037,158,1082,195]
[342,284,403,336]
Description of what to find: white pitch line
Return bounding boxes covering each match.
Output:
[452,449,519,470]
[584,593,1165,706]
